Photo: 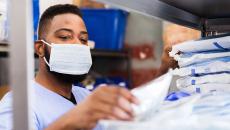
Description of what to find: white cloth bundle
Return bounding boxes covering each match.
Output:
[176,73,230,88]
[99,91,230,130]
[178,83,230,94]
[131,71,172,121]
[169,35,230,58]
[173,61,230,76]
[175,51,230,67]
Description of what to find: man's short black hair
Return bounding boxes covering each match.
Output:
[38,4,83,40]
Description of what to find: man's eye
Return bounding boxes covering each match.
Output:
[80,38,88,44]
[59,35,72,40]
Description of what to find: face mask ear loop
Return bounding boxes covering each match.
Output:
[40,39,52,47]
[40,39,51,67]
[43,57,50,67]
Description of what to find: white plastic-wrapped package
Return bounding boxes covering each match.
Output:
[176,73,230,88]
[99,95,200,130]
[178,83,230,94]
[131,71,172,121]
[99,91,230,130]
[172,61,230,76]
[169,35,230,58]
[175,51,230,67]
[193,91,230,116]
[99,118,230,130]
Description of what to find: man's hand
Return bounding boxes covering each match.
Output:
[46,86,139,130]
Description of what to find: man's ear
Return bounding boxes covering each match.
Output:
[35,40,45,58]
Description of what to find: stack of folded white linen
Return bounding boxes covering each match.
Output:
[169,34,230,94]
[99,91,230,130]
[98,74,230,130]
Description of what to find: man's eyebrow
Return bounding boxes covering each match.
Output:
[80,31,88,35]
[54,28,74,34]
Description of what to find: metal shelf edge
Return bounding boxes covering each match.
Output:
[0,46,129,58]
[95,0,201,30]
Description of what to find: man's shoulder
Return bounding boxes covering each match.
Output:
[0,92,13,109]
[0,92,13,130]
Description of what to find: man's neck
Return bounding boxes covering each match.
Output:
[35,69,73,99]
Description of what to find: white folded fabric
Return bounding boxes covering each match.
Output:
[131,71,172,121]
[173,61,230,76]
[178,83,230,94]
[177,73,230,88]
[169,35,230,58]
[175,51,230,67]
[99,91,230,130]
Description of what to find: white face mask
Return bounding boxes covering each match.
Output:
[41,40,92,75]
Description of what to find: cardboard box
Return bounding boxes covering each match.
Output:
[0,86,10,100]
[73,0,105,8]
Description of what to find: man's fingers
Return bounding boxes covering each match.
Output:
[95,86,139,114]
[98,86,140,105]
[95,90,118,105]
[91,100,133,121]
[117,87,140,105]
[91,86,140,121]
[105,115,117,120]
[117,96,134,116]
[112,106,132,120]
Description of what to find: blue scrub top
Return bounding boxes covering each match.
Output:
[0,81,102,130]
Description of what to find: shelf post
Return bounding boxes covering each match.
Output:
[9,0,34,129]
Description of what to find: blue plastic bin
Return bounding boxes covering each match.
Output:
[33,0,40,41]
[81,9,128,50]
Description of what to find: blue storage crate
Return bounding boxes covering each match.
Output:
[33,0,40,41]
[81,9,128,50]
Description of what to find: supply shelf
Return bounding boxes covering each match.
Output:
[95,0,230,36]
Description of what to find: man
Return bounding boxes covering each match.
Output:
[0,4,139,130]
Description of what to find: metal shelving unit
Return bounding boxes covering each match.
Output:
[0,42,8,57]
[0,45,129,58]
[9,0,34,129]
[95,0,230,36]
[7,0,230,129]
[91,49,129,58]
[90,49,132,89]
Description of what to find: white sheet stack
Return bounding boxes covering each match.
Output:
[169,35,230,94]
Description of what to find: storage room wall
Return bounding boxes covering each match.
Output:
[124,13,163,87]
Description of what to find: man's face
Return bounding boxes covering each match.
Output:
[45,13,88,45]
[44,13,89,83]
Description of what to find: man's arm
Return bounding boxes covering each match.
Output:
[45,86,139,130]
